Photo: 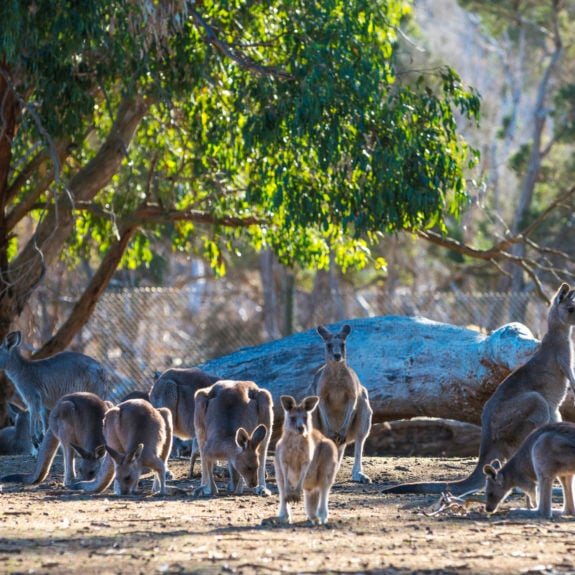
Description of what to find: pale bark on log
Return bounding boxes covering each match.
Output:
[197,316,542,433]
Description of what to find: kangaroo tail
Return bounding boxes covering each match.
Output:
[2,430,60,485]
[381,459,487,496]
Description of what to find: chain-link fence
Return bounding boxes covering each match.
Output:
[62,281,549,402]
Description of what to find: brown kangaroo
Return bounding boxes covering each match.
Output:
[310,324,372,483]
[272,395,338,525]
[193,379,273,497]
[384,283,575,495]
[150,367,219,477]
[72,398,173,495]
[0,331,109,443]
[1,392,110,485]
[484,422,575,518]
[0,404,35,456]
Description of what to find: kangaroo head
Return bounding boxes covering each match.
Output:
[483,460,509,513]
[549,282,575,327]
[106,443,145,495]
[0,331,22,368]
[317,324,351,363]
[71,443,107,481]
[281,395,319,435]
[232,424,267,488]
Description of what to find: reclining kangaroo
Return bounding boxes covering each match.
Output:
[150,367,219,477]
[0,404,35,456]
[272,395,338,525]
[0,331,109,443]
[483,422,575,518]
[73,398,173,495]
[310,324,372,483]
[1,392,110,485]
[193,379,273,497]
[384,282,575,495]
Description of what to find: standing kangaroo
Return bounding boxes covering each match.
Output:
[384,282,575,495]
[483,422,575,518]
[272,395,338,525]
[0,404,34,456]
[0,331,109,443]
[73,398,173,495]
[193,379,273,497]
[310,324,372,483]
[1,392,110,485]
[150,367,219,477]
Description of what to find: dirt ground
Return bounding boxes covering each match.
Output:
[2,452,575,575]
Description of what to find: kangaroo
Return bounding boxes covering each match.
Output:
[272,395,338,525]
[1,392,110,485]
[150,367,219,477]
[310,324,372,484]
[193,379,273,497]
[483,422,575,518]
[73,398,173,495]
[0,331,110,443]
[383,282,575,495]
[0,404,35,456]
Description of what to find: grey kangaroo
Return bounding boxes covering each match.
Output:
[0,404,34,456]
[484,422,575,518]
[73,398,173,495]
[384,282,575,495]
[1,392,110,485]
[0,331,109,443]
[193,379,273,497]
[150,367,219,477]
[310,324,372,483]
[272,395,339,525]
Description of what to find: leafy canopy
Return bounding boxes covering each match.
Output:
[2,0,480,276]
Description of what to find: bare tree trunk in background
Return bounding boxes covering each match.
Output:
[329,251,345,322]
[282,268,295,337]
[259,249,281,341]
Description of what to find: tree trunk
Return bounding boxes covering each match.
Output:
[198,315,541,435]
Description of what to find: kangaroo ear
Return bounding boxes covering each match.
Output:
[316,325,330,340]
[303,396,320,413]
[340,324,352,338]
[280,395,296,412]
[483,464,497,479]
[105,444,124,464]
[94,444,107,460]
[71,444,90,459]
[5,331,21,350]
[126,443,144,464]
[555,283,571,303]
[235,427,250,450]
[250,424,267,448]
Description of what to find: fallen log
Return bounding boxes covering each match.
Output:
[197,316,542,436]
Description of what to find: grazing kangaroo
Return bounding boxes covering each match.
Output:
[310,324,372,483]
[384,283,575,495]
[193,379,273,497]
[1,392,110,485]
[0,331,109,443]
[150,367,219,477]
[73,398,173,495]
[272,395,338,525]
[484,422,575,518]
[0,404,34,456]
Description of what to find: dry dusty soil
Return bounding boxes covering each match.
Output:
[1,453,575,575]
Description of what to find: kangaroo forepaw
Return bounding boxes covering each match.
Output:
[255,485,271,497]
[261,515,290,526]
[286,488,302,503]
